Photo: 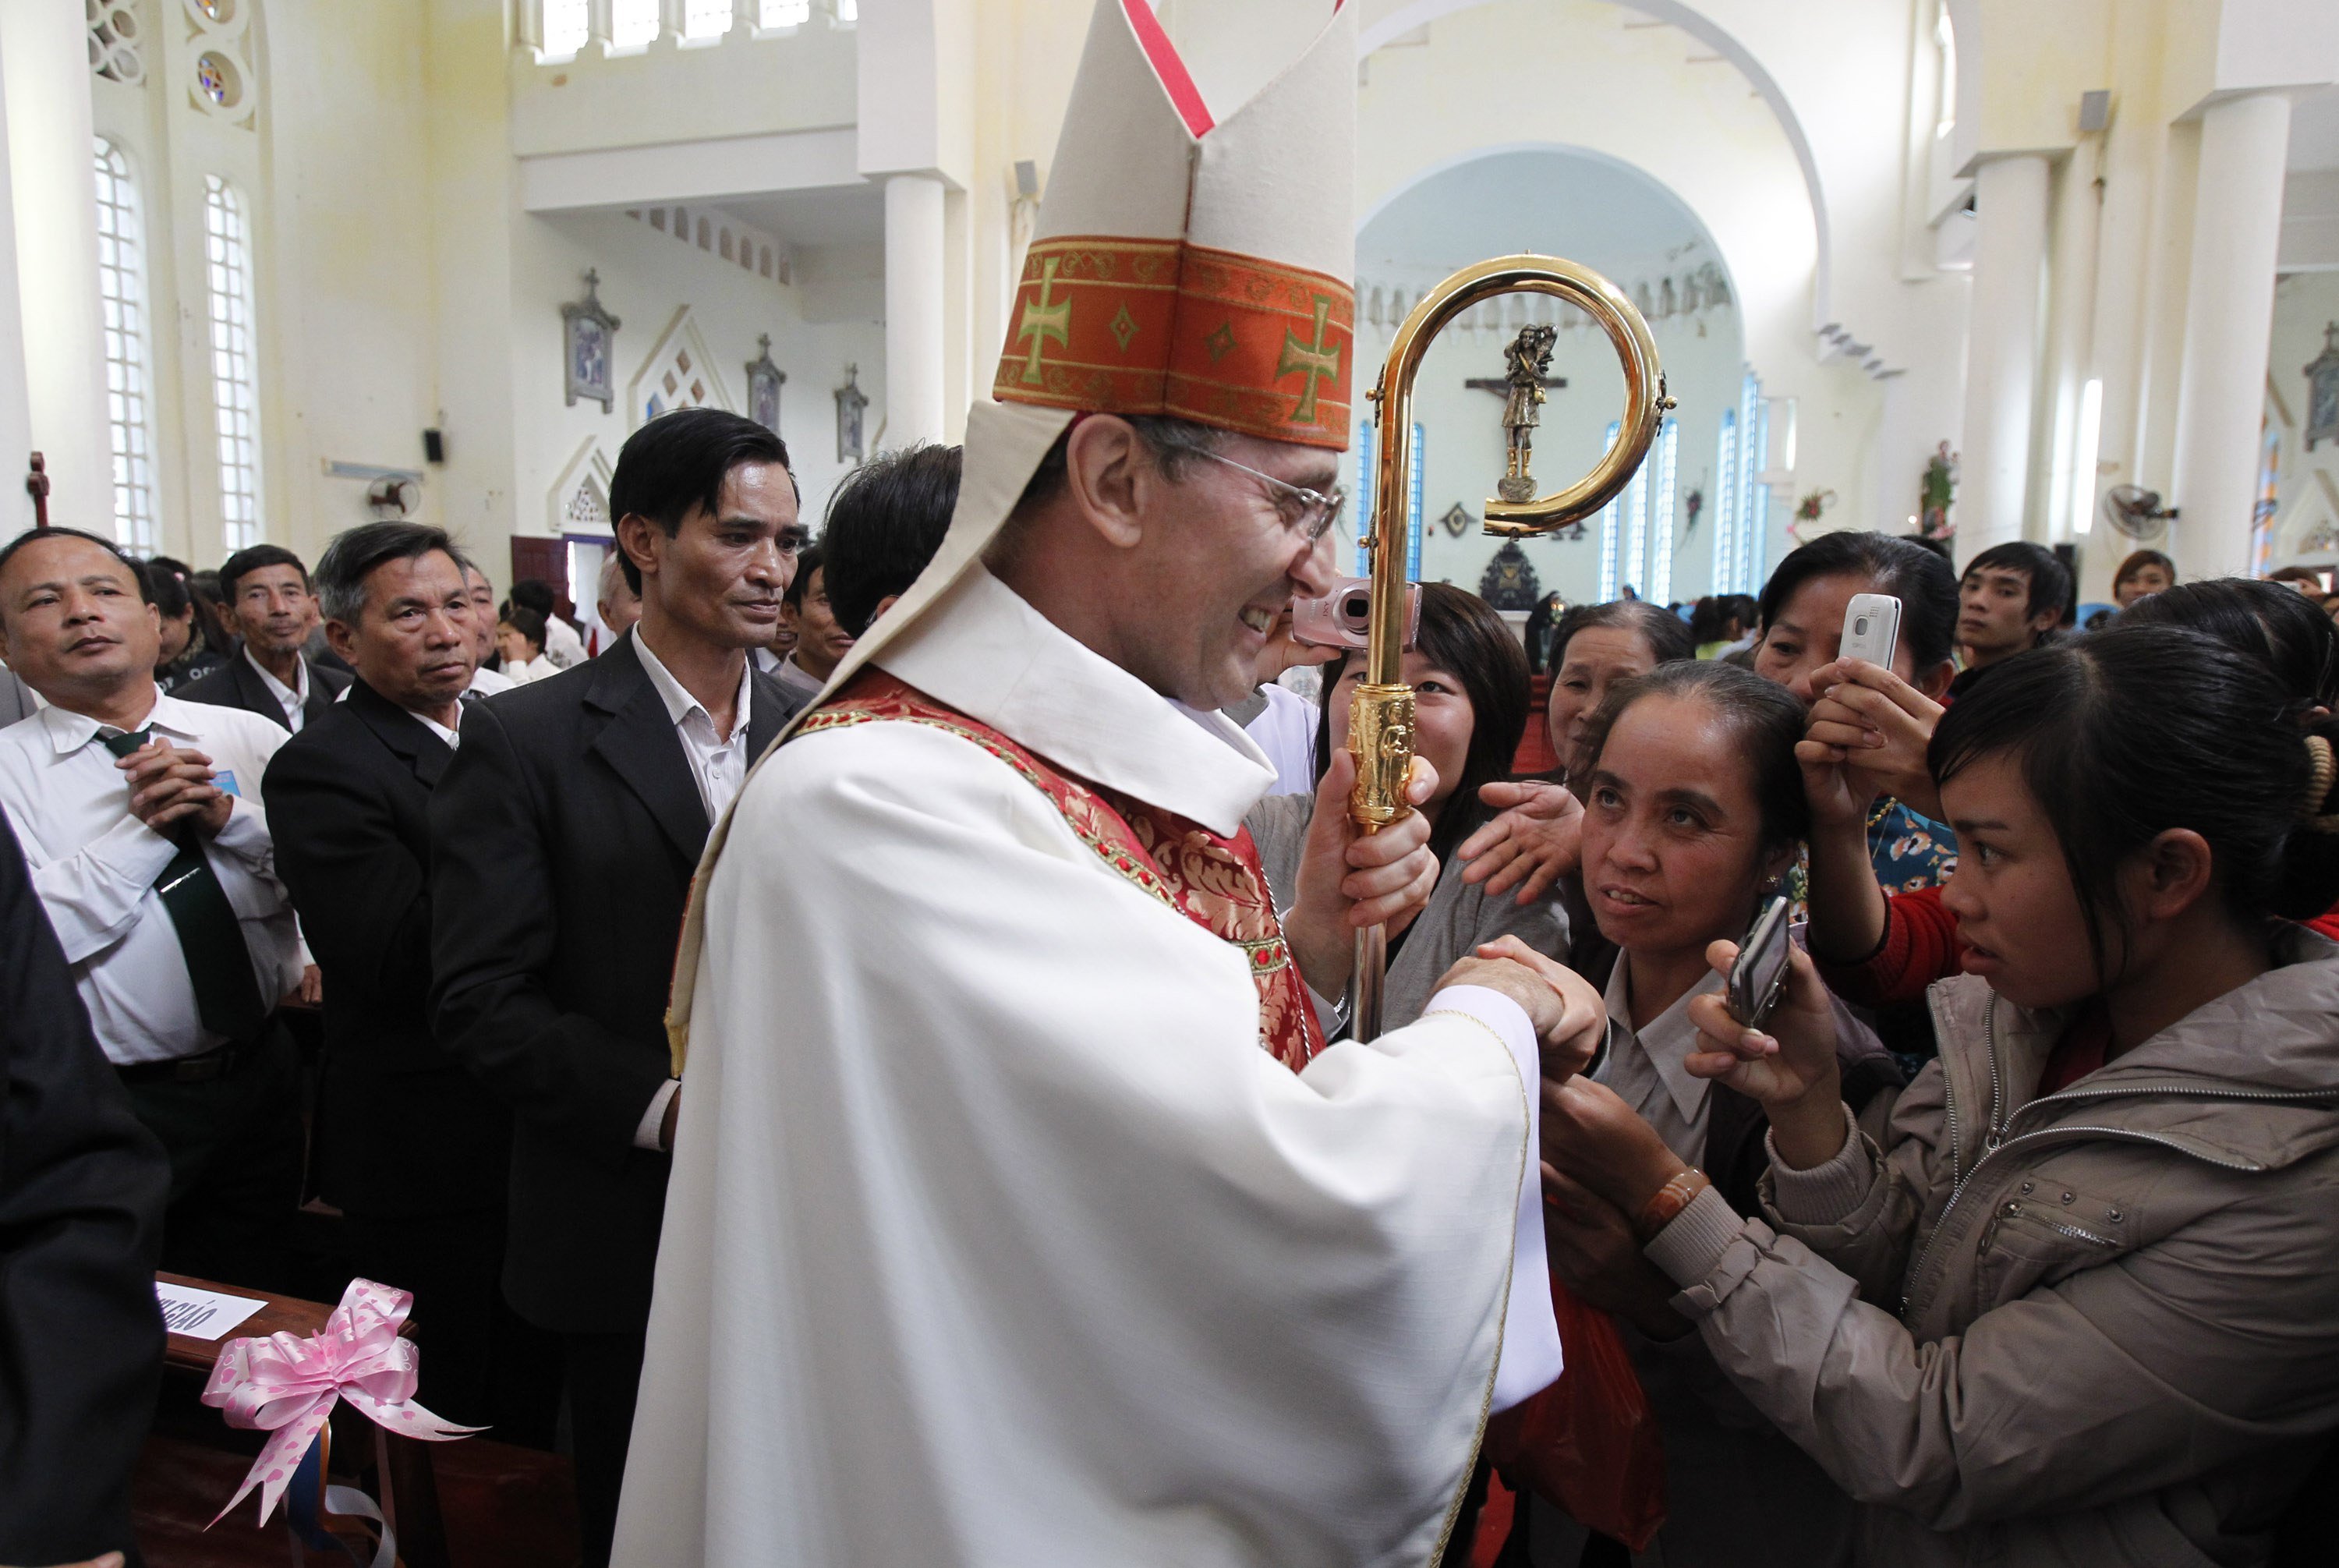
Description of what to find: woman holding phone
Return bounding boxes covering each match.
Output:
[1516,660,1897,1567]
[1550,624,2339,1566]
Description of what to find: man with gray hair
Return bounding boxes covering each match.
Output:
[596,549,642,650]
[265,521,548,1432]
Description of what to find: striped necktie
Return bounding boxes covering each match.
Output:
[101,727,270,1041]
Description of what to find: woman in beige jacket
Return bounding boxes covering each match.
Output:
[1545,624,2339,1566]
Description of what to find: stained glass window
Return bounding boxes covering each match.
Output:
[94,139,157,550]
[1737,372,1766,594]
[196,51,235,106]
[203,175,263,551]
[1407,423,1425,581]
[1712,409,1738,594]
[1648,418,1680,605]
[1598,420,1622,603]
[540,0,588,56]
[1622,458,1649,599]
[1354,418,1375,578]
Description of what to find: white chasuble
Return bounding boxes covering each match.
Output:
[614,569,1556,1567]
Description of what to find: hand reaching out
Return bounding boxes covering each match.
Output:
[1454,780,1582,905]
[1435,933,1605,1085]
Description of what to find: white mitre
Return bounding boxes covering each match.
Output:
[667,0,1360,1053]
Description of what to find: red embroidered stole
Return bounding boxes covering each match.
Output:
[793,671,1324,1072]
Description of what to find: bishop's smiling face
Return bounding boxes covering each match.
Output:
[1128,433,1341,710]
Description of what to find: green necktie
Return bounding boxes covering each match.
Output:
[102,727,271,1042]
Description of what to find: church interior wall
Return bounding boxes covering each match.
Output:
[6,0,2332,616]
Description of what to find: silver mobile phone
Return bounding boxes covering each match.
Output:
[1727,895,1794,1030]
[1839,593,1902,667]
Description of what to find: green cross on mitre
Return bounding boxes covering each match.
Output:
[1016,256,1072,385]
[1278,295,1343,426]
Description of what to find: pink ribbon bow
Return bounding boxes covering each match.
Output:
[200,1277,479,1527]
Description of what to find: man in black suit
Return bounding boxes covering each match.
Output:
[0,810,169,1567]
[181,544,349,731]
[430,408,802,1567]
[264,521,552,1436]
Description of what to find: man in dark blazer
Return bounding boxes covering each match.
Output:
[0,811,169,1567]
[430,408,801,1568]
[265,520,551,1436]
[181,543,349,731]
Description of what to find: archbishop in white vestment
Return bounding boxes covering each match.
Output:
[614,2,1569,1562]
[619,565,1560,1567]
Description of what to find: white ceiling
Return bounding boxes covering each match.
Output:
[717,182,885,250]
[1357,145,1719,286]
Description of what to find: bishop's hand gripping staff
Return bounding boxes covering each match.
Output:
[1345,257,1671,1041]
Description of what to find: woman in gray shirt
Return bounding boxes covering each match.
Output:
[1247,583,1568,1029]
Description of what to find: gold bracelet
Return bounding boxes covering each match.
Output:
[1634,1168,1711,1242]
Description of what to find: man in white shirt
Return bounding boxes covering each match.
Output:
[180,544,350,731]
[0,527,306,1293]
[429,408,803,1568]
[462,563,516,696]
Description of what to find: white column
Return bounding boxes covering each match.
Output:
[883,172,947,449]
[1956,154,2051,565]
[0,2,109,537]
[2170,91,2293,578]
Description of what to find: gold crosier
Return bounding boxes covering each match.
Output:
[1346,257,1672,1042]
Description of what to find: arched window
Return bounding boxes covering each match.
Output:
[1647,417,1680,605]
[94,139,157,550]
[1737,371,1767,593]
[202,175,263,551]
[610,0,659,48]
[1711,409,1739,593]
[1407,422,1425,581]
[540,0,589,57]
[1597,420,1622,603]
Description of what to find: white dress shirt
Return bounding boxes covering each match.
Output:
[1592,954,1722,1165]
[632,634,755,822]
[0,689,303,1064]
[468,664,516,696]
[247,646,311,731]
[628,633,756,1147]
[502,653,561,686]
[543,614,589,670]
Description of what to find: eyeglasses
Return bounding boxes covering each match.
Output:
[1187,448,1347,545]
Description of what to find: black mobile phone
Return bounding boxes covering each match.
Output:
[1727,894,1793,1030]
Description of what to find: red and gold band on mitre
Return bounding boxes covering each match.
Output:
[993,236,1354,450]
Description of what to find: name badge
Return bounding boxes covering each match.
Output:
[215,770,240,798]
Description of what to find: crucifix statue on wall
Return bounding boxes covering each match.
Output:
[1465,324,1562,503]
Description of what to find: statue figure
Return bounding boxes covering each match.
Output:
[1499,323,1558,503]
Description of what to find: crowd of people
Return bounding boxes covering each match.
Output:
[2,395,2337,1568]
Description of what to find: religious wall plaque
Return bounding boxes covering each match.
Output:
[561,270,621,412]
[746,334,787,435]
[836,363,869,463]
[2306,323,2339,453]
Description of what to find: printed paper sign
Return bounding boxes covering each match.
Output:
[157,1280,267,1341]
